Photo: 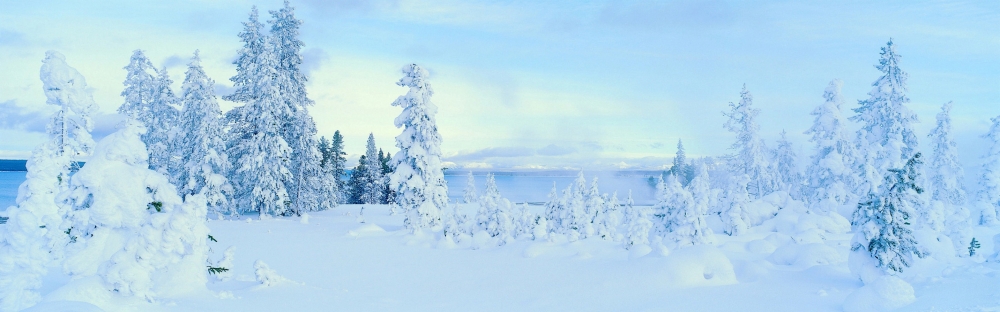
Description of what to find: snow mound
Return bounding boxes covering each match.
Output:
[766,243,844,268]
[657,245,737,288]
[299,213,310,224]
[746,239,777,254]
[733,259,771,283]
[628,244,653,260]
[842,275,915,312]
[346,224,386,238]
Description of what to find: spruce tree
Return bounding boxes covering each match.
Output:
[361,134,385,204]
[150,67,180,175]
[978,115,1000,225]
[670,139,694,185]
[388,64,448,231]
[851,39,920,193]
[346,156,367,205]
[318,136,331,167]
[804,79,859,210]
[623,190,652,250]
[722,175,752,236]
[476,173,513,245]
[176,51,233,218]
[774,130,803,198]
[673,164,714,246]
[463,172,478,204]
[724,85,777,198]
[329,130,348,203]
[270,0,322,215]
[226,36,293,217]
[925,102,968,241]
[851,153,927,275]
[119,50,180,173]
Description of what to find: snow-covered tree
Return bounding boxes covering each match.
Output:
[926,102,969,250]
[851,39,920,193]
[224,6,266,104]
[594,192,621,241]
[0,51,98,312]
[927,102,966,207]
[804,79,859,211]
[360,134,385,204]
[463,172,478,204]
[850,153,927,277]
[226,36,293,217]
[583,177,603,237]
[269,1,323,215]
[565,172,590,240]
[722,175,752,236]
[671,164,714,246]
[653,174,692,236]
[388,64,448,232]
[175,51,233,219]
[543,182,560,230]
[60,122,210,301]
[476,174,513,245]
[670,139,694,185]
[773,130,803,199]
[329,131,348,203]
[117,50,179,174]
[978,115,1000,225]
[623,191,652,250]
[724,85,777,198]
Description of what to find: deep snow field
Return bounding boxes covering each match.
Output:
[6,200,998,312]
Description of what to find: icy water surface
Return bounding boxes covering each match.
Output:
[0,170,661,215]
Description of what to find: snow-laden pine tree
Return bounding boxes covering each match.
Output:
[60,122,210,301]
[226,36,293,217]
[851,39,920,193]
[224,6,266,104]
[360,134,385,204]
[388,64,448,231]
[476,174,513,245]
[346,157,367,205]
[623,190,652,250]
[583,177,603,237]
[724,85,777,198]
[543,182,560,231]
[804,79,859,212]
[269,1,323,215]
[977,115,1000,225]
[329,131,348,203]
[464,172,478,204]
[773,130,803,199]
[653,174,692,236]
[722,175,752,236]
[0,51,98,312]
[670,139,694,185]
[594,191,621,241]
[563,172,590,240]
[176,51,233,219]
[670,164,714,246]
[150,67,180,175]
[850,153,927,280]
[926,102,969,252]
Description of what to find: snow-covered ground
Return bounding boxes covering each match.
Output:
[7,202,997,311]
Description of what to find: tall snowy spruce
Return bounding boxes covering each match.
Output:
[804,79,859,212]
[388,64,448,231]
[316,137,340,210]
[118,50,179,174]
[0,51,97,312]
[270,1,323,214]
[226,34,294,217]
[623,190,652,250]
[60,122,210,301]
[654,174,692,238]
[851,39,920,193]
[670,139,694,185]
[849,153,927,282]
[926,102,969,242]
[773,130,803,199]
[360,134,385,204]
[176,51,234,219]
[724,85,777,198]
[978,115,1000,225]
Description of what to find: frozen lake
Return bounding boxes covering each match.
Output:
[0,170,661,213]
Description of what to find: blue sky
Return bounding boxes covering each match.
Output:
[0,0,998,172]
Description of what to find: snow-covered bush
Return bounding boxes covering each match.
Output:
[669,164,714,247]
[0,50,98,312]
[60,122,210,301]
[977,115,1000,225]
[721,175,752,236]
[623,191,652,250]
[594,192,621,241]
